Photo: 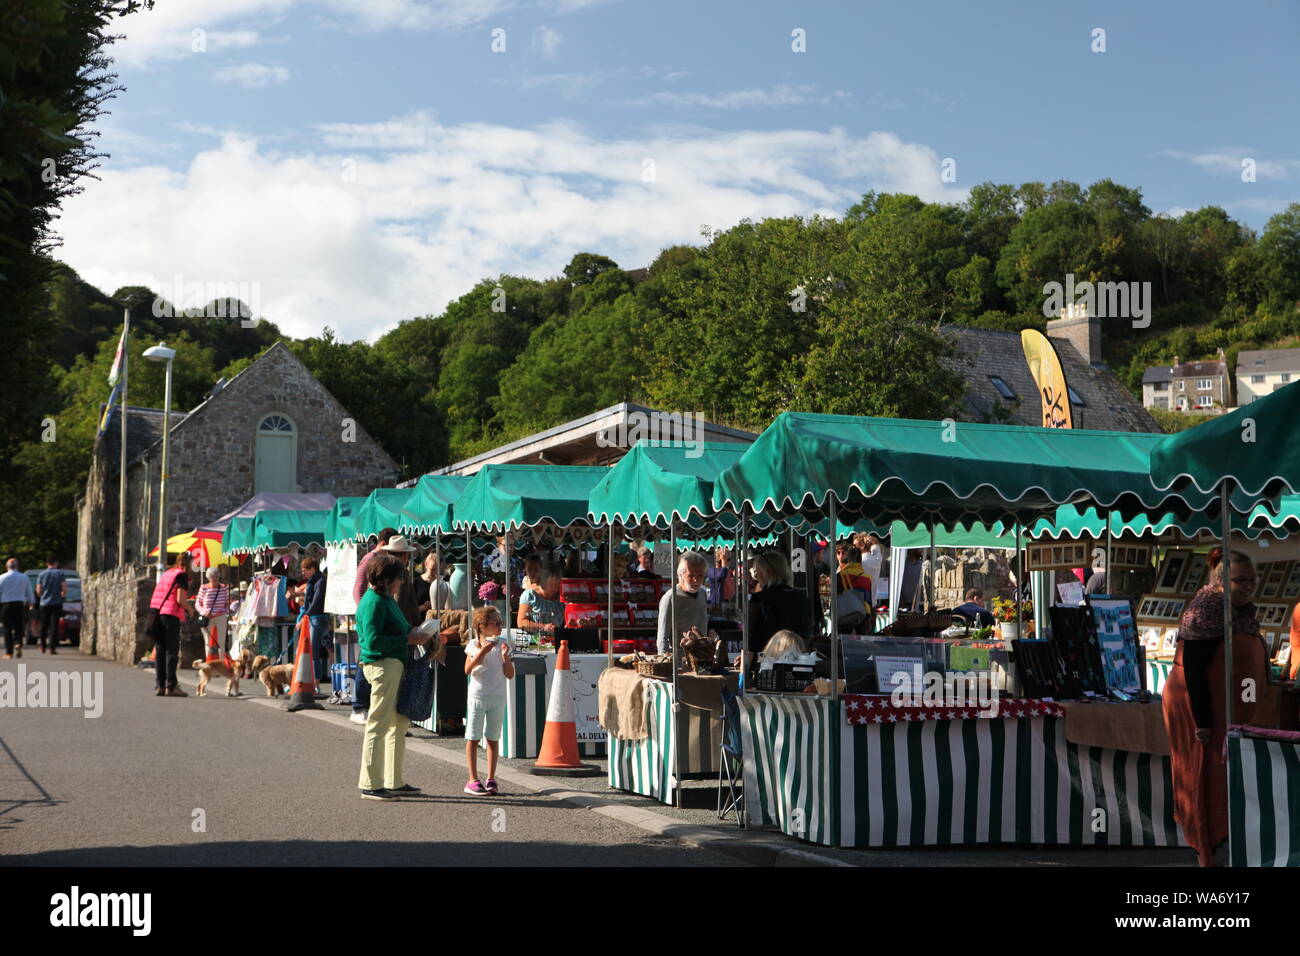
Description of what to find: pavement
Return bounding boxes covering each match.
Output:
[1,651,1197,867]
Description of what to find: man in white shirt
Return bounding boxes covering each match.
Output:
[0,557,35,658]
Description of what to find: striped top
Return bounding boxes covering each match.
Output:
[196,583,230,617]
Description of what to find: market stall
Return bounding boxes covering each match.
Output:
[1149,381,1300,866]
[710,412,1234,849]
[588,442,760,805]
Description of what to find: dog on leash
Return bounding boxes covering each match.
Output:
[193,657,246,697]
[248,654,270,678]
[260,663,294,697]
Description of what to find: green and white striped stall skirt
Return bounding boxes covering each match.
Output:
[607,678,723,805]
[739,695,1185,849]
[1229,729,1300,866]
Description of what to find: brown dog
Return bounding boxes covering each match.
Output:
[261,663,294,697]
[193,657,246,697]
[249,654,270,678]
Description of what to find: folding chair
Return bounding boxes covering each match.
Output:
[716,688,745,827]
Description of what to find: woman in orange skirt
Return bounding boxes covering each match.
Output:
[1162,549,1268,866]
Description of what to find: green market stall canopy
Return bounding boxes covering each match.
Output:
[711,412,1243,528]
[451,464,608,536]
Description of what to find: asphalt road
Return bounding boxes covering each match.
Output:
[1,653,732,866]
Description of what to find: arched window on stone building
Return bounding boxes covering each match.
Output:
[255,412,298,492]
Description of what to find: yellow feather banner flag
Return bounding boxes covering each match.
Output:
[1021,329,1074,429]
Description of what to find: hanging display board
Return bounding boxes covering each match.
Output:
[1027,539,1152,572]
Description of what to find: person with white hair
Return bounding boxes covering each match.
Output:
[195,566,231,664]
[657,550,709,654]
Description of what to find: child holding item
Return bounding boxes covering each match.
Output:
[464,605,514,795]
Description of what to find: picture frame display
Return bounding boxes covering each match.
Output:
[1182,553,1208,594]
[1262,561,1289,599]
[1283,564,1300,600]
[1087,596,1142,695]
[1156,550,1191,594]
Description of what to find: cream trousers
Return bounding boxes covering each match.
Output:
[357,657,409,791]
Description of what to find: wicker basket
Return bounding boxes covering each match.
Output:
[635,660,673,679]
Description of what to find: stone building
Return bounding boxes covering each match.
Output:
[945,313,1160,433]
[77,341,400,575]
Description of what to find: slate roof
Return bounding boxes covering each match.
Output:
[1142,366,1173,385]
[941,326,1161,433]
[1172,360,1226,378]
[96,404,189,466]
[1236,348,1300,375]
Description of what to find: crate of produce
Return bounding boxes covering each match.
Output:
[564,603,607,628]
[752,661,817,693]
[635,659,673,679]
[561,578,594,602]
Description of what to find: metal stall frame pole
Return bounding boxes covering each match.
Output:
[1015,520,1024,641]
[740,514,750,682]
[1106,508,1114,595]
[670,520,683,806]
[434,531,442,610]
[829,498,840,702]
[928,522,937,613]
[466,526,475,642]
[1221,484,1234,732]
[607,522,616,670]
[504,528,513,645]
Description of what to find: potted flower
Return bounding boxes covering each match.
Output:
[477,579,506,619]
[991,597,1032,640]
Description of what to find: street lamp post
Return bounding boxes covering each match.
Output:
[143,343,177,576]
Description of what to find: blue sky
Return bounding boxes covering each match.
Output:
[54,0,1300,341]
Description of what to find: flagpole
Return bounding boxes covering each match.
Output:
[117,310,129,568]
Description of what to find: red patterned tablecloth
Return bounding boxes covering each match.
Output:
[843,695,1065,724]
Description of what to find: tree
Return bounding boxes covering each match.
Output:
[563,253,620,286]
[1258,204,1300,310]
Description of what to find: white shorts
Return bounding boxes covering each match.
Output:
[465,694,506,742]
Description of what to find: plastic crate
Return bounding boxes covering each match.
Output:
[752,662,817,693]
[330,662,356,696]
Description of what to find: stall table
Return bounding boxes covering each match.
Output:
[602,669,740,805]
[496,652,610,758]
[1228,726,1300,866]
[740,693,1185,849]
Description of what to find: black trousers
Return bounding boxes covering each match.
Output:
[39,604,63,648]
[2,601,24,655]
[155,613,181,690]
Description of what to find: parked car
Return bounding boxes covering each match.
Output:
[25,570,82,647]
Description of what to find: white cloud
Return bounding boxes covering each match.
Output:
[533,25,562,59]
[213,62,291,88]
[625,84,832,109]
[54,115,961,342]
[1162,149,1300,179]
[111,0,593,67]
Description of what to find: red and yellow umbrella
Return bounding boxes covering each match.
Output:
[149,530,242,568]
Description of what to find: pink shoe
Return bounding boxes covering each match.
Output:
[464,779,488,796]
[484,778,498,795]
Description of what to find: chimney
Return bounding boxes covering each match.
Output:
[1173,355,1181,369]
[1046,307,1102,367]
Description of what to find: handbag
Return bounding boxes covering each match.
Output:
[143,571,182,641]
[396,643,437,722]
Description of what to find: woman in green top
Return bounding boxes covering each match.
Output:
[356,554,424,800]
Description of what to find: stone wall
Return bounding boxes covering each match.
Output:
[81,564,206,667]
[122,342,400,558]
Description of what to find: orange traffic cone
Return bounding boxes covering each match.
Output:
[285,616,323,712]
[204,620,223,663]
[531,641,600,776]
